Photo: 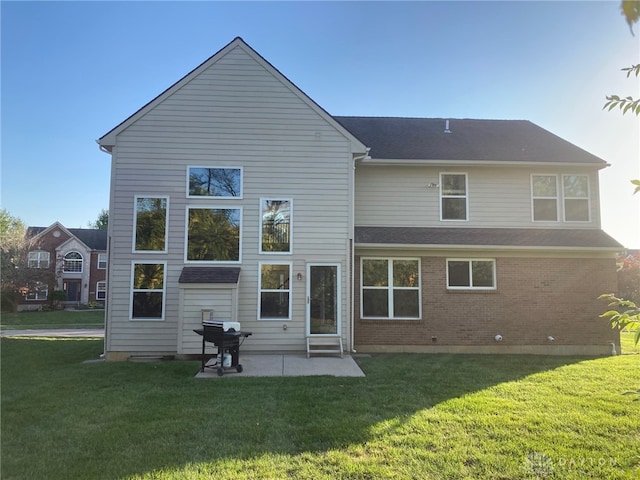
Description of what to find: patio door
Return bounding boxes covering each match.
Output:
[306,263,340,336]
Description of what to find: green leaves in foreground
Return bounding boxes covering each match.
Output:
[603,64,640,116]
[600,293,640,346]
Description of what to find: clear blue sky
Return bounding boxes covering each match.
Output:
[2,1,639,247]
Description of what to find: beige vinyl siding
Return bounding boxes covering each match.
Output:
[355,165,601,229]
[105,44,354,355]
[178,286,238,355]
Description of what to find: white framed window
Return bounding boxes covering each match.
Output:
[97,253,107,269]
[187,166,243,198]
[446,259,496,290]
[258,262,292,320]
[440,173,468,221]
[186,207,242,263]
[531,174,559,222]
[63,252,83,273]
[25,281,48,301]
[260,199,292,254]
[562,175,590,222]
[130,261,166,320]
[96,281,107,301]
[28,251,50,268]
[361,258,421,319]
[133,196,168,253]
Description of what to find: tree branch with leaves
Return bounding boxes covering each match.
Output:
[603,1,640,116]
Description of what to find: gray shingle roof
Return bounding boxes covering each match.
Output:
[355,227,622,250]
[334,117,606,165]
[179,267,241,284]
[27,226,107,250]
[69,229,108,250]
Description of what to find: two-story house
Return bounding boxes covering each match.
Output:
[98,37,621,361]
[20,222,108,311]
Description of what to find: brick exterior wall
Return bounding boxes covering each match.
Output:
[17,226,107,310]
[88,251,107,303]
[354,255,619,353]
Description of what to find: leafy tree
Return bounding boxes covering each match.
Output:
[603,1,640,115]
[599,3,640,345]
[617,251,640,304]
[0,210,56,312]
[89,209,109,230]
[600,180,640,346]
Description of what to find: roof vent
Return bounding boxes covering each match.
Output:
[444,119,452,134]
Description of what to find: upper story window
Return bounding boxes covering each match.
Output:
[361,258,421,319]
[260,199,292,254]
[186,207,241,263]
[440,173,468,221]
[28,251,50,268]
[531,174,590,223]
[532,175,558,221]
[188,167,242,198]
[63,252,83,272]
[97,253,107,269]
[563,175,590,222]
[134,196,168,252]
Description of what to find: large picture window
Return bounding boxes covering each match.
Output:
[134,196,168,252]
[131,262,165,320]
[447,259,496,290]
[28,251,50,268]
[361,258,421,319]
[188,167,242,198]
[186,207,241,262]
[532,175,558,221]
[259,263,291,320]
[563,175,590,222]
[260,199,292,253]
[440,173,468,220]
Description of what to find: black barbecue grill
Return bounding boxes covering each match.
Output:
[194,322,252,376]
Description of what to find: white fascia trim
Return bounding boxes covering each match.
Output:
[359,159,610,169]
[354,243,622,253]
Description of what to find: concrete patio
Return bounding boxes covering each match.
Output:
[195,354,366,378]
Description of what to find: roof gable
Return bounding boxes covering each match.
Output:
[99,37,367,155]
[335,117,607,167]
[26,223,107,251]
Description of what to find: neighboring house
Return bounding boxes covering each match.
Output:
[98,37,621,361]
[19,222,108,311]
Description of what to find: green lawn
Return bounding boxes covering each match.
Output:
[1,338,638,479]
[0,309,104,330]
[620,330,639,354]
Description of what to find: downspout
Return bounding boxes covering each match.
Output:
[350,148,371,353]
[96,139,113,358]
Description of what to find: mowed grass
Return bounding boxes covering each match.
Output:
[1,338,638,480]
[0,309,104,329]
[620,330,639,354]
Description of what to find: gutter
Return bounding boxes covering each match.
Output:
[354,243,623,253]
[359,158,611,169]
